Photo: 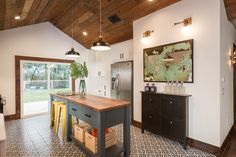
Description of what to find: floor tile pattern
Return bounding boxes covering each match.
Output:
[5,115,215,157]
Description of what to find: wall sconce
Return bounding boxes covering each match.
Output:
[230,44,236,64]
[174,17,192,36]
[141,30,154,44]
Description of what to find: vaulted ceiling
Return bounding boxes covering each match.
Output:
[224,0,236,27]
[0,0,181,48]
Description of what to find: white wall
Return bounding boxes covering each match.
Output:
[133,0,222,146]
[0,22,88,116]
[87,40,133,97]
[219,0,236,145]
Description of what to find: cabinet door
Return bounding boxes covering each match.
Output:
[161,96,186,120]
[142,109,161,134]
[142,93,161,134]
[142,93,160,109]
[162,118,185,142]
[161,96,186,143]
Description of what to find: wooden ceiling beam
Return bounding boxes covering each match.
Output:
[21,0,34,20]
[28,0,50,24]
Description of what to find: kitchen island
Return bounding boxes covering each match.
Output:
[50,94,130,157]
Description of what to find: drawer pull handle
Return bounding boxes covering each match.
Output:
[85,114,92,118]
[72,108,77,111]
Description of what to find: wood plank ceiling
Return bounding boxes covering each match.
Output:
[224,0,236,27]
[0,0,181,48]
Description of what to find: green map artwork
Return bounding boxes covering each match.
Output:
[144,39,193,82]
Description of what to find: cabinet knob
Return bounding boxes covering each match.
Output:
[170,121,173,125]
[149,98,152,102]
[169,101,173,104]
[149,116,152,119]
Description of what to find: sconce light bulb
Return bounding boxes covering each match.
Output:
[181,25,192,36]
[141,37,149,44]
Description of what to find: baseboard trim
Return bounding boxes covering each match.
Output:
[4,114,20,121]
[219,124,235,157]
[132,120,142,129]
[133,121,234,157]
[187,138,221,156]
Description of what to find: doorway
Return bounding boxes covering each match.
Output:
[21,61,71,117]
[14,56,75,120]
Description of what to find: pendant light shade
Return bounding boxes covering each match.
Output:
[91,0,110,51]
[65,48,80,58]
[91,36,111,51]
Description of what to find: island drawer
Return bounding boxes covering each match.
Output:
[69,103,97,127]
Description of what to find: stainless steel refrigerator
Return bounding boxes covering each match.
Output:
[111,61,133,118]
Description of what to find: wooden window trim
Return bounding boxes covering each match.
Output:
[7,56,75,120]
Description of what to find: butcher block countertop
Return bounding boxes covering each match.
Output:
[50,94,130,112]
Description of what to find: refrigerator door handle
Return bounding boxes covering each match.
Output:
[115,74,120,95]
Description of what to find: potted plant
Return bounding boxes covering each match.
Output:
[69,61,88,98]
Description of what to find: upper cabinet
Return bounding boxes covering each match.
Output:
[115,50,133,61]
[111,40,133,62]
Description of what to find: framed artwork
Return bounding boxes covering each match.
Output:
[143,39,193,83]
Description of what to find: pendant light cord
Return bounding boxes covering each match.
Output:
[72,5,74,47]
[99,0,102,38]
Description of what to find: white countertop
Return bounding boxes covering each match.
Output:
[0,114,6,141]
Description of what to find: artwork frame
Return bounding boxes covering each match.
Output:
[143,39,194,83]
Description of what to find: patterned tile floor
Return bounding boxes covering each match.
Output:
[5,115,215,157]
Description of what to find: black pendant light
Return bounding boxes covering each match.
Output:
[65,48,80,57]
[91,0,111,51]
[65,5,80,57]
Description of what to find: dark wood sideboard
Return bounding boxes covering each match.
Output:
[141,92,191,149]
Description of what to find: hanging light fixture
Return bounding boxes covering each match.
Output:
[65,48,80,57]
[65,5,80,57]
[91,0,111,51]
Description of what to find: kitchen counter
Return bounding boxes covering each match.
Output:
[50,94,130,111]
[50,94,131,157]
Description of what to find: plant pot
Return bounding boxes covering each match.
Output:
[79,79,86,98]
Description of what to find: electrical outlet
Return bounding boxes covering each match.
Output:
[221,87,224,95]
